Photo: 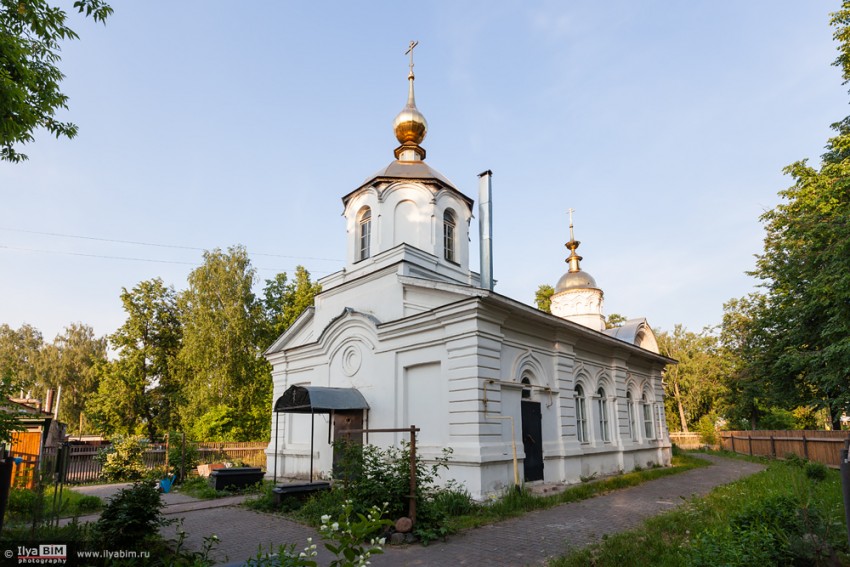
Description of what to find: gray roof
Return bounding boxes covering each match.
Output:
[342,159,474,211]
[273,385,370,414]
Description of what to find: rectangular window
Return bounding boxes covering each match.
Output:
[443,222,455,262]
[643,402,654,440]
[597,397,609,442]
[576,396,587,443]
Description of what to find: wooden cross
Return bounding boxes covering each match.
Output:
[406,40,419,75]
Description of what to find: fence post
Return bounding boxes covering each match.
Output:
[0,449,16,532]
[748,431,753,456]
[840,438,850,550]
[731,434,736,454]
[802,433,809,460]
[177,433,185,482]
[770,435,776,458]
[409,425,417,525]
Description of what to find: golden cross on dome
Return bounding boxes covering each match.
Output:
[567,208,576,241]
[406,40,419,76]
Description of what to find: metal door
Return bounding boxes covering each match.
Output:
[521,400,544,482]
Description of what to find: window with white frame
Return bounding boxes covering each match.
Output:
[626,391,635,440]
[443,209,456,263]
[597,387,609,442]
[575,385,588,443]
[357,207,371,261]
[642,393,654,440]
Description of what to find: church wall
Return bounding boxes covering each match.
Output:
[266,289,671,497]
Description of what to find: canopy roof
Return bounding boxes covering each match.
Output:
[273,385,370,414]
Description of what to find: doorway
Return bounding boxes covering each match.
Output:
[521,400,544,482]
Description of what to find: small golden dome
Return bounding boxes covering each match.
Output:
[393,71,428,146]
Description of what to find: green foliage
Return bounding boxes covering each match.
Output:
[0,323,43,392]
[657,325,728,433]
[177,246,271,441]
[319,502,391,566]
[87,279,182,440]
[261,266,321,347]
[721,2,850,430]
[759,407,797,430]
[0,375,26,444]
[44,323,108,435]
[95,481,170,548]
[95,435,147,482]
[167,436,199,479]
[534,284,554,313]
[552,457,848,567]
[604,313,628,329]
[804,461,829,481]
[695,413,718,445]
[0,0,112,162]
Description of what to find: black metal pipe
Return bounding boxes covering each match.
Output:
[310,408,315,483]
[273,412,279,484]
[841,438,850,551]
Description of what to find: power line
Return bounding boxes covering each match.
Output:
[0,244,331,275]
[0,227,342,262]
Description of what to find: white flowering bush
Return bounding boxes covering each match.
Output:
[320,501,391,567]
[245,501,390,567]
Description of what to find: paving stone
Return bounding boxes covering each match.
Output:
[160,454,763,566]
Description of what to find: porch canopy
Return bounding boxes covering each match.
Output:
[273,385,370,414]
[272,385,369,483]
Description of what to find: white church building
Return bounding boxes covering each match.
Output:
[265,52,672,500]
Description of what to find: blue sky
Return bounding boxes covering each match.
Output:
[1,1,847,342]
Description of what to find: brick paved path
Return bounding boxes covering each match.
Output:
[165,454,763,566]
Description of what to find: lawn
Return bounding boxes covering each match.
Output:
[550,452,850,566]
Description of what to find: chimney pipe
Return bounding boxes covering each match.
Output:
[44,389,55,414]
[478,170,494,290]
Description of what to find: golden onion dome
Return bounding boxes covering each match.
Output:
[393,71,428,146]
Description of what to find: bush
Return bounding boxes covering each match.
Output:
[294,441,457,544]
[95,481,170,548]
[167,435,200,480]
[688,492,838,566]
[95,435,148,482]
[759,408,797,430]
[696,413,718,445]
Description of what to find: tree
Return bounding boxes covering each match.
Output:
[86,279,182,439]
[734,3,850,429]
[657,325,728,432]
[177,246,269,441]
[534,284,553,313]
[604,313,628,329]
[0,323,43,393]
[40,323,107,433]
[261,265,321,347]
[0,0,112,162]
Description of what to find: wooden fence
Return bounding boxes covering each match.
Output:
[9,441,268,485]
[668,432,703,449]
[720,430,850,468]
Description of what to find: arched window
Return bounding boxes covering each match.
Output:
[626,391,635,440]
[642,393,654,440]
[597,387,609,442]
[521,376,531,399]
[575,385,587,443]
[357,207,371,261]
[443,209,456,263]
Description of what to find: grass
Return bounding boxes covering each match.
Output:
[178,475,266,499]
[549,453,850,566]
[249,453,709,538]
[446,453,710,532]
[4,485,103,524]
